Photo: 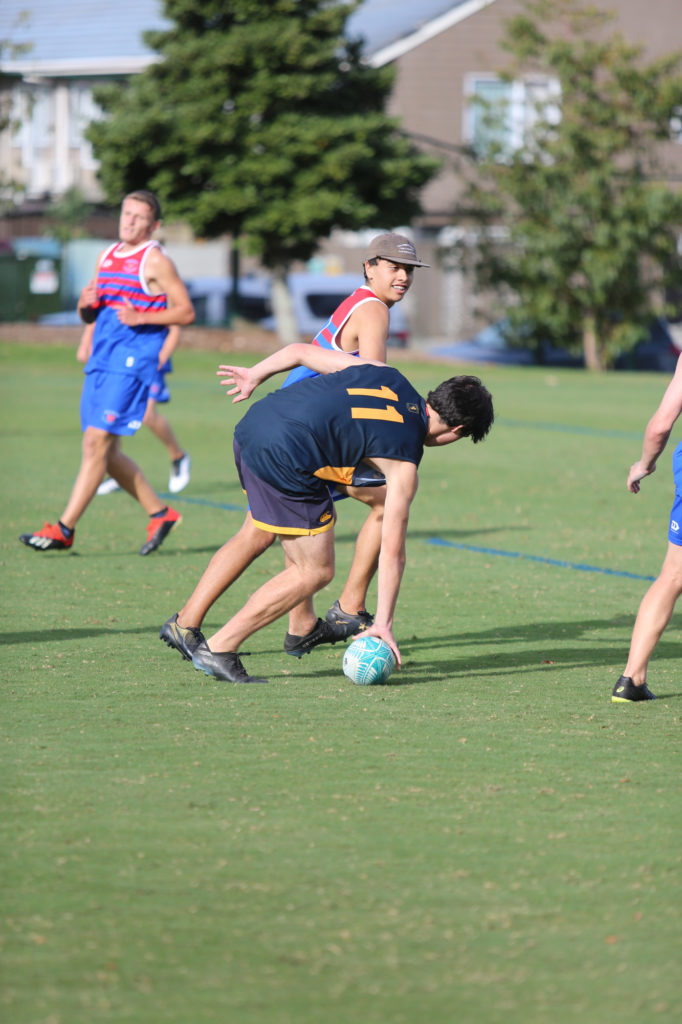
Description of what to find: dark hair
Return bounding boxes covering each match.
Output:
[363,256,379,282]
[124,189,162,221]
[427,375,494,443]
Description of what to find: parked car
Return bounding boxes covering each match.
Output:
[186,274,272,327]
[430,320,583,367]
[613,318,682,372]
[186,272,411,347]
[432,317,682,371]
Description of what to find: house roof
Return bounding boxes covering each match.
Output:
[0,0,491,76]
[348,0,496,66]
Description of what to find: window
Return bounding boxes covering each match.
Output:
[69,83,102,169]
[464,74,561,160]
[671,107,682,144]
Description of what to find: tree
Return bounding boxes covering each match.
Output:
[87,0,439,340]
[1,26,32,208]
[454,0,682,370]
[46,188,95,243]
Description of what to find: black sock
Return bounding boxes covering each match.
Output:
[151,506,168,519]
[58,520,74,538]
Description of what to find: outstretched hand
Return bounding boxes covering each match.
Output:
[217,364,258,403]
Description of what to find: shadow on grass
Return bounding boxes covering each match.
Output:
[5,616,681,700]
[258,614,682,697]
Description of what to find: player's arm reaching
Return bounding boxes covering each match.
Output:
[356,458,419,665]
[217,343,383,402]
[628,352,682,493]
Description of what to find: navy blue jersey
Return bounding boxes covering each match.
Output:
[234,364,427,496]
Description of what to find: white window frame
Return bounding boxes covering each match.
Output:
[463,73,561,159]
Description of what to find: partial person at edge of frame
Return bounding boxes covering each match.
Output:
[613,351,682,703]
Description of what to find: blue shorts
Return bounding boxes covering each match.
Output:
[80,370,149,436]
[234,439,336,536]
[668,442,682,545]
[148,360,171,404]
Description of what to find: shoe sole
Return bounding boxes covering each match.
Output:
[611,695,656,703]
[19,535,71,551]
[191,657,268,683]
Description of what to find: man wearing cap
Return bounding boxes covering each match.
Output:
[160,232,431,664]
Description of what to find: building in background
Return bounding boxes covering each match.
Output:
[2,0,681,337]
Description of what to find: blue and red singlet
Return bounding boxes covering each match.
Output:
[282,285,386,388]
[85,240,168,383]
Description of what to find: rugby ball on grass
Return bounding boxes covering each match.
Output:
[342,635,395,685]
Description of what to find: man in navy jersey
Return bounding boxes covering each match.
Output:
[161,233,429,661]
[19,190,194,556]
[162,343,493,684]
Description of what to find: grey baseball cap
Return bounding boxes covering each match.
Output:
[364,232,430,268]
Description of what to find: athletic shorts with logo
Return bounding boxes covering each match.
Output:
[80,370,149,435]
[233,439,335,536]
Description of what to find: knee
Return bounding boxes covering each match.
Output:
[82,428,111,461]
[312,559,335,590]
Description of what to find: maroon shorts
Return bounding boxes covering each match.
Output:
[233,440,336,536]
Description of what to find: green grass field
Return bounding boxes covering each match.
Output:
[2,341,680,1024]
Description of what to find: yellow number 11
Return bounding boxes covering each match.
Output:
[346,385,404,423]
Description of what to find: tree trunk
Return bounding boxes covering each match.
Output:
[582,315,603,371]
[270,266,300,346]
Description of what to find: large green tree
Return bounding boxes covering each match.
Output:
[455,0,682,369]
[88,0,439,338]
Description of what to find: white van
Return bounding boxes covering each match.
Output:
[186,273,410,347]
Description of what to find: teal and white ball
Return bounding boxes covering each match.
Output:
[342,636,396,685]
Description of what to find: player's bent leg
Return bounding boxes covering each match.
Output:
[173,514,276,633]
[205,529,335,657]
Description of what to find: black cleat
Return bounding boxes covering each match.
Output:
[283,617,338,657]
[611,675,656,703]
[159,613,206,661]
[324,599,374,641]
[191,642,269,683]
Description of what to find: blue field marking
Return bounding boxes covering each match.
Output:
[499,418,642,440]
[159,493,244,512]
[427,538,656,582]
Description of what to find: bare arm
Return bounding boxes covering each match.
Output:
[342,300,390,362]
[156,324,181,368]
[115,249,195,328]
[217,343,383,402]
[76,322,94,363]
[77,250,106,323]
[628,353,682,493]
